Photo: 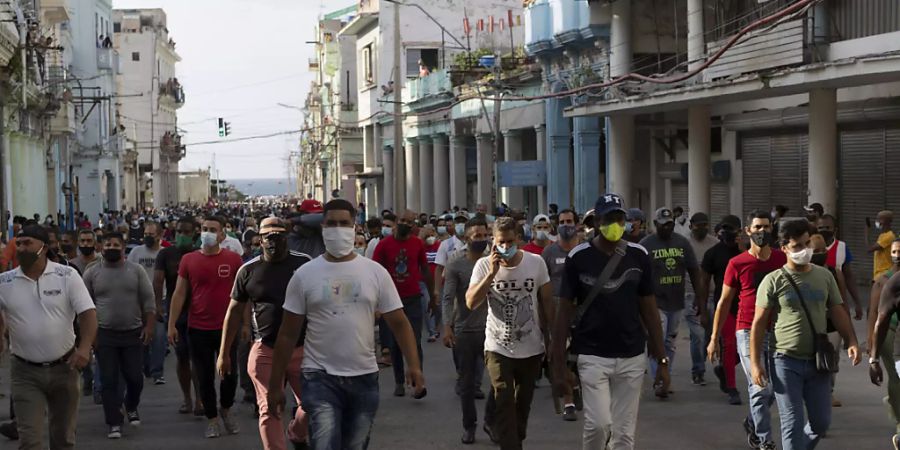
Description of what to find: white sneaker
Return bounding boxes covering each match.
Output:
[220,408,239,435]
[108,425,122,439]
[205,421,222,439]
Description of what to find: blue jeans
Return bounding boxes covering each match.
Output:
[736,329,775,444]
[420,282,437,336]
[301,369,379,450]
[649,308,681,379]
[143,319,167,379]
[390,295,424,385]
[771,353,831,450]
[684,293,709,376]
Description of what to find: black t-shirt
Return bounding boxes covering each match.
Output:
[231,251,311,348]
[701,242,742,315]
[155,246,188,303]
[560,241,654,358]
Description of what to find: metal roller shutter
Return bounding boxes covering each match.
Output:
[839,129,887,281]
[741,133,808,218]
[711,182,731,223]
[742,136,773,216]
[671,181,688,211]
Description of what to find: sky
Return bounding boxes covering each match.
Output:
[112,0,350,180]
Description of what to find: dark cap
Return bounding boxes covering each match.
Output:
[689,212,710,225]
[594,193,626,217]
[803,203,824,215]
[626,208,645,222]
[719,214,742,230]
[654,207,674,224]
[17,224,49,244]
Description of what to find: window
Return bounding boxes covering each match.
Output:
[113,22,121,33]
[362,44,374,86]
[406,48,439,77]
[131,52,140,61]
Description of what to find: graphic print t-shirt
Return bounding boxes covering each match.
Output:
[470,251,550,359]
[639,233,698,312]
[372,235,427,298]
[178,249,243,330]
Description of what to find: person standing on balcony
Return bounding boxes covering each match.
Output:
[418,59,430,77]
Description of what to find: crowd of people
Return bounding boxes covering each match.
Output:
[0,194,898,450]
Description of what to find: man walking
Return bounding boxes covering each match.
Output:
[869,238,900,448]
[268,199,425,450]
[708,210,785,449]
[168,216,244,438]
[0,225,97,449]
[128,221,166,384]
[751,220,859,450]
[522,214,553,255]
[372,209,434,397]
[639,208,702,391]
[551,194,670,450]
[218,218,311,450]
[71,229,100,273]
[867,210,896,280]
[683,212,719,386]
[466,217,555,450]
[83,232,156,439]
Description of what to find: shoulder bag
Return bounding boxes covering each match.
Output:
[780,268,839,373]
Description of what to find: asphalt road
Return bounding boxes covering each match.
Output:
[0,317,894,449]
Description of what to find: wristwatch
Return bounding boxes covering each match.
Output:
[658,357,670,366]
[870,357,880,365]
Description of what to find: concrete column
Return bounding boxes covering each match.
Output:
[573,117,601,214]
[609,0,631,79]
[476,134,494,211]
[607,116,634,203]
[418,136,434,214]
[546,96,572,209]
[534,125,547,214]
[808,88,837,214]
[687,0,705,72]
[432,134,450,213]
[502,129,524,210]
[450,134,468,210]
[374,124,383,166]
[363,125,375,169]
[382,145,394,212]
[688,105,711,215]
[405,138,420,212]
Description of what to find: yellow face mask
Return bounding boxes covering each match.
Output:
[599,222,625,242]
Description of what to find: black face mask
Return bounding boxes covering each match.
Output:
[263,234,287,259]
[750,231,773,247]
[79,246,95,256]
[811,253,827,267]
[60,243,74,254]
[719,229,738,245]
[17,246,43,269]
[469,240,489,254]
[102,249,122,263]
[692,228,709,240]
[657,225,674,241]
[397,224,412,238]
[819,230,835,244]
[143,236,156,247]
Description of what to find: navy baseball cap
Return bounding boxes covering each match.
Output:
[594,193,626,217]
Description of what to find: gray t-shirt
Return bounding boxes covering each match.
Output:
[685,234,718,297]
[541,242,570,297]
[639,233,698,312]
[127,244,160,281]
[441,256,486,334]
[83,260,155,330]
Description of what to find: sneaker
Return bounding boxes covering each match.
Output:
[393,384,405,397]
[892,433,900,450]
[727,389,742,405]
[483,423,500,444]
[0,421,18,440]
[760,442,777,450]
[562,405,577,422]
[653,381,669,399]
[692,373,706,386]
[220,409,240,434]
[743,417,761,448]
[107,425,122,439]
[154,377,166,385]
[205,421,222,439]
[126,410,141,426]
[714,365,727,393]
[427,333,438,343]
[461,427,475,445]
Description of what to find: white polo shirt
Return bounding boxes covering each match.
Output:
[0,261,95,363]
[435,235,467,267]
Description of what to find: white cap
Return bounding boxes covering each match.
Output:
[533,214,550,225]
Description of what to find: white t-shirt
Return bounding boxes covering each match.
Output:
[283,255,403,376]
[470,251,550,359]
[0,262,95,362]
[221,236,244,255]
[365,237,380,259]
[435,235,466,266]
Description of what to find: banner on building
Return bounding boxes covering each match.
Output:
[498,161,546,187]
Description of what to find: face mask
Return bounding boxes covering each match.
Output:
[469,239,489,254]
[558,224,577,241]
[17,245,44,268]
[719,230,738,244]
[811,253,827,266]
[143,236,156,247]
[876,221,883,231]
[750,231,772,247]
[818,230,835,243]
[692,228,709,240]
[322,227,355,258]
[657,226,674,240]
[102,249,122,263]
[437,226,447,235]
[397,224,412,238]
[548,233,558,242]
[263,234,286,258]
[788,247,813,266]
[495,243,517,260]
[599,223,625,242]
[455,223,465,236]
[381,226,393,237]
[354,247,366,256]
[79,246,95,256]
[175,234,194,250]
[893,255,900,266]
[624,222,634,233]
[200,231,218,248]
[60,243,73,254]
[426,236,436,246]
[535,230,549,241]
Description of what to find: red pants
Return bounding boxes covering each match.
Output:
[249,342,307,449]
[722,313,738,390]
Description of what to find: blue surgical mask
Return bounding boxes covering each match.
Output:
[437,226,447,235]
[381,226,393,237]
[496,243,517,260]
[455,223,465,236]
[535,230,549,241]
[625,222,634,233]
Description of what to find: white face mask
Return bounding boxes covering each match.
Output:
[426,236,436,246]
[323,227,355,258]
[200,231,218,248]
[788,247,813,266]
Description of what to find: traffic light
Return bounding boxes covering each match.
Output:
[217,118,225,137]
[224,121,231,136]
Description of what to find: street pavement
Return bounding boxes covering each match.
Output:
[0,317,894,449]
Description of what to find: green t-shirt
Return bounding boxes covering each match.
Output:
[758,265,843,360]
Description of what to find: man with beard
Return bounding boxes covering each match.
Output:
[816,215,863,320]
[218,218,311,449]
[0,225,97,448]
[71,229,100,273]
[60,230,79,263]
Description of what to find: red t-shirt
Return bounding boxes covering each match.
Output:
[723,249,787,331]
[425,241,441,276]
[178,249,244,330]
[373,235,428,298]
[522,242,546,255]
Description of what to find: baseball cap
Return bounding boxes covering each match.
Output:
[532,214,550,225]
[719,214,742,230]
[299,198,324,214]
[17,224,49,244]
[594,193,626,217]
[626,208,645,222]
[803,203,824,215]
[259,217,288,235]
[689,212,710,225]
[655,207,674,224]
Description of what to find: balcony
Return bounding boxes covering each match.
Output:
[403,69,453,111]
[159,78,185,109]
[50,101,76,135]
[97,47,114,70]
[524,0,552,54]
[160,132,186,160]
[41,0,71,24]
[702,18,808,83]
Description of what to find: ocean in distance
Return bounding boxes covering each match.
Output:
[229,178,296,197]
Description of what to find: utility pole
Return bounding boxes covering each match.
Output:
[392,0,404,211]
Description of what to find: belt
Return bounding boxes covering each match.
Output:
[13,348,75,368]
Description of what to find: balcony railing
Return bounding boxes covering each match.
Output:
[405,69,452,103]
[160,132,185,159]
[159,78,185,108]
